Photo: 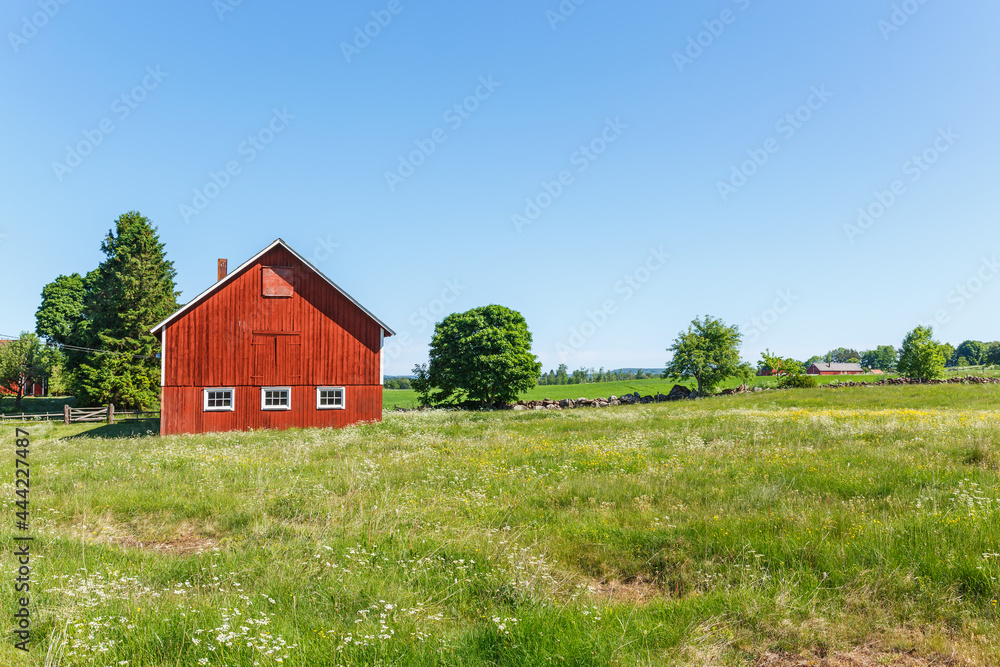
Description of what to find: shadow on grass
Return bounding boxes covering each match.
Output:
[62,421,160,440]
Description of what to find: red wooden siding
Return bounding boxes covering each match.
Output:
[161,385,382,435]
[159,244,385,435]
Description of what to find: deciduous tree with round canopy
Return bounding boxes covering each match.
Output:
[665,315,743,396]
[427,305,542,408]
[897,325,945,381]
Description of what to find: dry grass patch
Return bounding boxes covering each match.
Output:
[74,515,219,555]
[588,575,663,603]
[114,532,218,555]
[758,645,967,667]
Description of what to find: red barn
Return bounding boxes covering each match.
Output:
[807,362,864,376]
[151,239,394,436]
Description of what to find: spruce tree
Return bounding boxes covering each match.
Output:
[75,212,179,409]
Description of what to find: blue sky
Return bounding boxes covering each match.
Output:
[2,0,998,375]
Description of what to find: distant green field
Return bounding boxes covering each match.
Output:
[382,373,903,409]
[0,395,77,415]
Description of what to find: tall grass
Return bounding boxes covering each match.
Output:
[3,384,999,665]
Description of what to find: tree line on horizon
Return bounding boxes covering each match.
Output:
[536,365,658,385]
[798,339,1000,372]
[530,339,999,391]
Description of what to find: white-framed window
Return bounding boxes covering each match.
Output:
[261,387,291,410]
[316,387,345,410]
[203,388,235,412]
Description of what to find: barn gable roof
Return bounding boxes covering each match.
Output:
[149,238,395,336]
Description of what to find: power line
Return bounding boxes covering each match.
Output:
[57,343,157,360]
[1,333,156,359]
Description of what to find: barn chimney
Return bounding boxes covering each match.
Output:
[217,259,228,282]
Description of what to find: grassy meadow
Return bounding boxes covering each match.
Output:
[3,383,1000,665]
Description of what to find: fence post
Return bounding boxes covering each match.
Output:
[64,404,70,425]
[107,404,114,425]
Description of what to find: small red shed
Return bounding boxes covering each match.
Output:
[150,239,394,436]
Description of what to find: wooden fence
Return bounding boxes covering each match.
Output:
[0,405,159,425]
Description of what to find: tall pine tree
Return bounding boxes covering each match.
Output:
[75,212,179,409]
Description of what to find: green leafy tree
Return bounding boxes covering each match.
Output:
[665,315,743,396]
[825,348,861,364]
[383,377,412,390]
[35,271,99,380]
[0,333,49,409]
[410,363,435,406]
[35,273,88,345]
[735,362,754,388]
[759,350,815,388]
[40,346,70,395]
[897,326,946,381]
[861,345,897,372]
[760,349,801,375]
[954,340,987,367]
[427,305,542,407]
[986,342,1000,367]
[939,342,956,367]
[74,212,179,409]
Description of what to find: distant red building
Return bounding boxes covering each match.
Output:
[807,362,864,376]
[150,239,394,436]
[0,339,46,397]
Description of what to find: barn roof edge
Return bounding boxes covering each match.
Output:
[149,238,396,336]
